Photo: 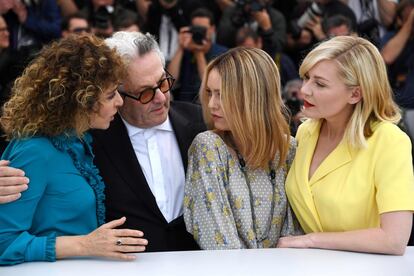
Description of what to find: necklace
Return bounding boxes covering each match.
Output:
[235,150,276,244]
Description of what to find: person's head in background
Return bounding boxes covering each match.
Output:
[105,31,173,129]
[113,8,141,32]
[283,78,304,134]
[190,8,216,44]
[235,27,263,49]
[1,34,126,139]
[322,15,356,38]
[61,13,90,38]
[283,79,304,102]
[299,36,400,148]
[0,15,9,51]
[199,47,290,169]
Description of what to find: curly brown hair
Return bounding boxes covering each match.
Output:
[1,34,126,139]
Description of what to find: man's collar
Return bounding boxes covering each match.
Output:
[121,115,173,138]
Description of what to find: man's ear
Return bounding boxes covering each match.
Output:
[349,86,362,104]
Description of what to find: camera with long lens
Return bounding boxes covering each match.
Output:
[289,2,324,39]
[231,0,265,27]
[92,5,114,30]
[186,25,207,45]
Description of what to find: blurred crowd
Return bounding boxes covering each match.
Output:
[0,0,413,137]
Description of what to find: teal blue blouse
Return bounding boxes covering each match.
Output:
[0,133,105,265]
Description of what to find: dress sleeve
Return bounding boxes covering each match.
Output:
[374,125,414,213]
[0,140,56,265]
[184,132,244,250]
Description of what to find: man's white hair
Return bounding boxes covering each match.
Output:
[105,31,165,66]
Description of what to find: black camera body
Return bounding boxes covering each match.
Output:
[231,0,265,27]
[289,2,324,39]
[188,25,207,45]
[357,17,379,43]
[92,6,114,29]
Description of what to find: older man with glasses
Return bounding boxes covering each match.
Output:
[0,31,206,252]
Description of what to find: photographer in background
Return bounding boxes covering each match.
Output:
[141,0,187,63]
[282,79,304,136]
[61,13,90,37]
[380,0,414,109]
[80,0,129,38]
[0,0,61,53]
[285,0,356,66]
[168,8,227,103]
[141,0,223,63]
[322,14,356,37]
[345,0,398,46]
[113,8,141,32]
[235,26,298,87]
[217,0,286,52]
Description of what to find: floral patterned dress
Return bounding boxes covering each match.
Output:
[184,131,301,250]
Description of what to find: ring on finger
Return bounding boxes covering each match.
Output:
[116,239,122,246]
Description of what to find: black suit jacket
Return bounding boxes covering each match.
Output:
[91,101,206,252]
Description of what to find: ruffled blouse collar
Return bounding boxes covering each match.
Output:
[49,132,106,226]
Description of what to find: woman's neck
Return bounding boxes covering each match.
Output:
[321,110,353,141]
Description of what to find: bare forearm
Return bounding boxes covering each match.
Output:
[215,0,234,11]
[167,48,184,80]
[381,26,411,64]
[55,236,86,259]
[309,228,407,255]
[57,0,79,17]
[377,0,397,27]
[194,52,207,80]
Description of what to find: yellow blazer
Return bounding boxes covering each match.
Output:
[286,120,414,234]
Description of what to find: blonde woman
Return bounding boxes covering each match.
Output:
[184,47,300,250]
[278,36,414,255]
[0,34,147,265]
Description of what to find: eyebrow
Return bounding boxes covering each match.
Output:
[313,75,330,82]
[138,71,166,91]
[205,86,220,92]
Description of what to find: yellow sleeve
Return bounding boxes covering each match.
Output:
[374,124,414,213]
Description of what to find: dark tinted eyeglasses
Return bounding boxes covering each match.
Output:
[72,27,91,34]
[119,70,175,104]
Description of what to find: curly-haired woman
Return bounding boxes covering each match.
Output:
[0,34,147,265]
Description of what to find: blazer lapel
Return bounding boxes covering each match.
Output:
[294,122,324,232]
[169,106,194,172]
[309,139,353,187]
[93,114,167,222]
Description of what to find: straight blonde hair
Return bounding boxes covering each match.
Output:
[200,47,291,169]
[299,36,400,148]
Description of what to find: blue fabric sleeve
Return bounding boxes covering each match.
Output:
[23,0,61,40]
[0,139,56,265]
